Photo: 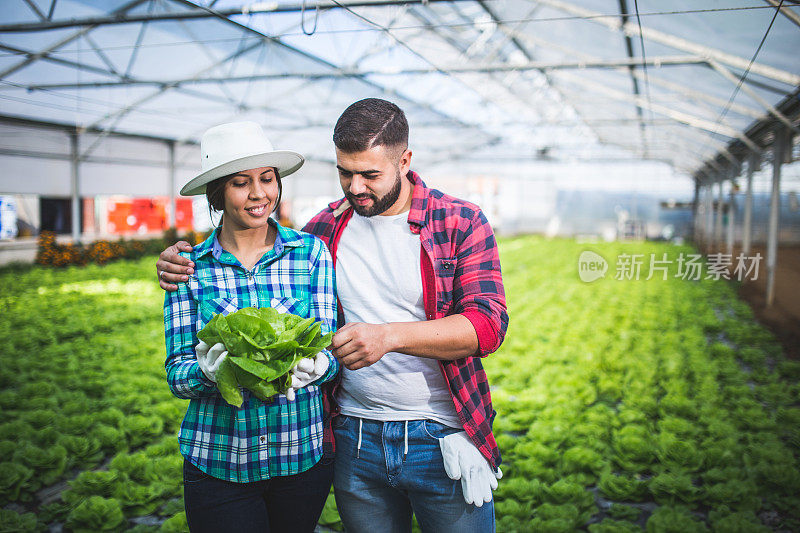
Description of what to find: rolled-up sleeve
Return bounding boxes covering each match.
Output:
[164,271,217,399]
[452,209,509,356]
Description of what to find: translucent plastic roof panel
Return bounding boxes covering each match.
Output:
[0,0,798,184]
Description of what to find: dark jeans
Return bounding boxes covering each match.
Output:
[183,458,334,533]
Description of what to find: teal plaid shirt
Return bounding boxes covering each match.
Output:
[164,220,338,482]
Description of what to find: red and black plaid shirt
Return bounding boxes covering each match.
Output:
[303,170,508,469]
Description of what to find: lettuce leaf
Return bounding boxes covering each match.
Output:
[215,358,243,408]
[0,462,33,502]
[65,495,125,533]
[645,505,708,533]
[199,307,330,407]
[0,509,39,532]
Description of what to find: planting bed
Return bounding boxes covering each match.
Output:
[1,236,798,532]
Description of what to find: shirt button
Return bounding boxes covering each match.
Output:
[260,436,266,443]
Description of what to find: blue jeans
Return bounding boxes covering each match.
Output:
[183,457,334,533]
[333,415,495,533]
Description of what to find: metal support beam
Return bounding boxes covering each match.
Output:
[467,0,607,143]
[0,44,304,133]
[617,0,647,154]
[742,153,759,256]
[495,29,766,121]
[6,0,495,151]
[404,3,563,140]
[345,5,420,67]
[0,42,121,79]
[69,130,80,244]
[536,0,800,87]
[702,157,726,174]
[174,19,258,109]
[83,33,122,77]
[169,0,496,140]
[630,70,763,121]
[47,0,58,21]
[691,179,700,244]
[124,6,150,79]
[0,0,468,32]
[661,125,740,166]
[715,180,724,250]
[705,182,714,250]
[22,0,47,21]
[764,0,800,29]
[708,60,800,134]
[766,127,789,307]
[488,28,771,170]
[0,0,147,79]
[726,168,736,257]
[481,3,542,63]
[555,72,759,149]
[80,39,264,155]
[168,140,176,229]
[15,55,711,91]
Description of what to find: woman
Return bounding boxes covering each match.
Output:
[163,121,338,532]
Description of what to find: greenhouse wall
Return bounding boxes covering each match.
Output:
[1,119,799,248]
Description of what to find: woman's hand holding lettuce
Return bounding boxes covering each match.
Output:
[195,341,228,383]
[285,352,330,401]
[195,307,333,407]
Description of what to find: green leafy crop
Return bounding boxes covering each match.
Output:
[5,239,800,531]
[12,443,68,486]
[0,462,33,502]
[160,512,189,533]
[645,505,708,533]
[0,508,40,533]
[67,470,120,500]
[598,471,647,502]
[65,496,125,533]
[197,307,332,407]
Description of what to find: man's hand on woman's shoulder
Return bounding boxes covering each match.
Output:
[157,240,195,291]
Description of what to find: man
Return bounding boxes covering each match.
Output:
[157,98,508,532]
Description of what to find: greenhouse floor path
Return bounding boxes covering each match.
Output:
[736,244,800,360]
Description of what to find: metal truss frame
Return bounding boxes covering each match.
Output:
[0,0,796,176]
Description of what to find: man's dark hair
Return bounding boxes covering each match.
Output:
[333,98,408,154]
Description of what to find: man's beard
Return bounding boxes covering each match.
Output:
[345,170,402,217]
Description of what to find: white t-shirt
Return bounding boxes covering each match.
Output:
[335,211,461,428]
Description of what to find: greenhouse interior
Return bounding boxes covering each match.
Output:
[1,0,799,531]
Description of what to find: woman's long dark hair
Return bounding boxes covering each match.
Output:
[204,168,282,227]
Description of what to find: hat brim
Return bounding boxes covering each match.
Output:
[180,151,304,196]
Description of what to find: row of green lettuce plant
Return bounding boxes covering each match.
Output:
[1,257,189,532]
[3,237,799,532]
[486,237,799,532]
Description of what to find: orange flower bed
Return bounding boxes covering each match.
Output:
[34,229,211,268]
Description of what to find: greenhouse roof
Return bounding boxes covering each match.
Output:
[0,0,798,181]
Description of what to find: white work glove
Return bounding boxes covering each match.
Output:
[195,341,228,383]
[285,352,329,401]
[439,431,503,507]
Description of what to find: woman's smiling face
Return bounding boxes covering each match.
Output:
[222,166,280,230]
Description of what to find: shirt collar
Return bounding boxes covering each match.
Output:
[328,170,430,228]
[405,170,428,228]
[194,218,303,263]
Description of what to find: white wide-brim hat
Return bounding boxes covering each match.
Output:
[180,121,304,196]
